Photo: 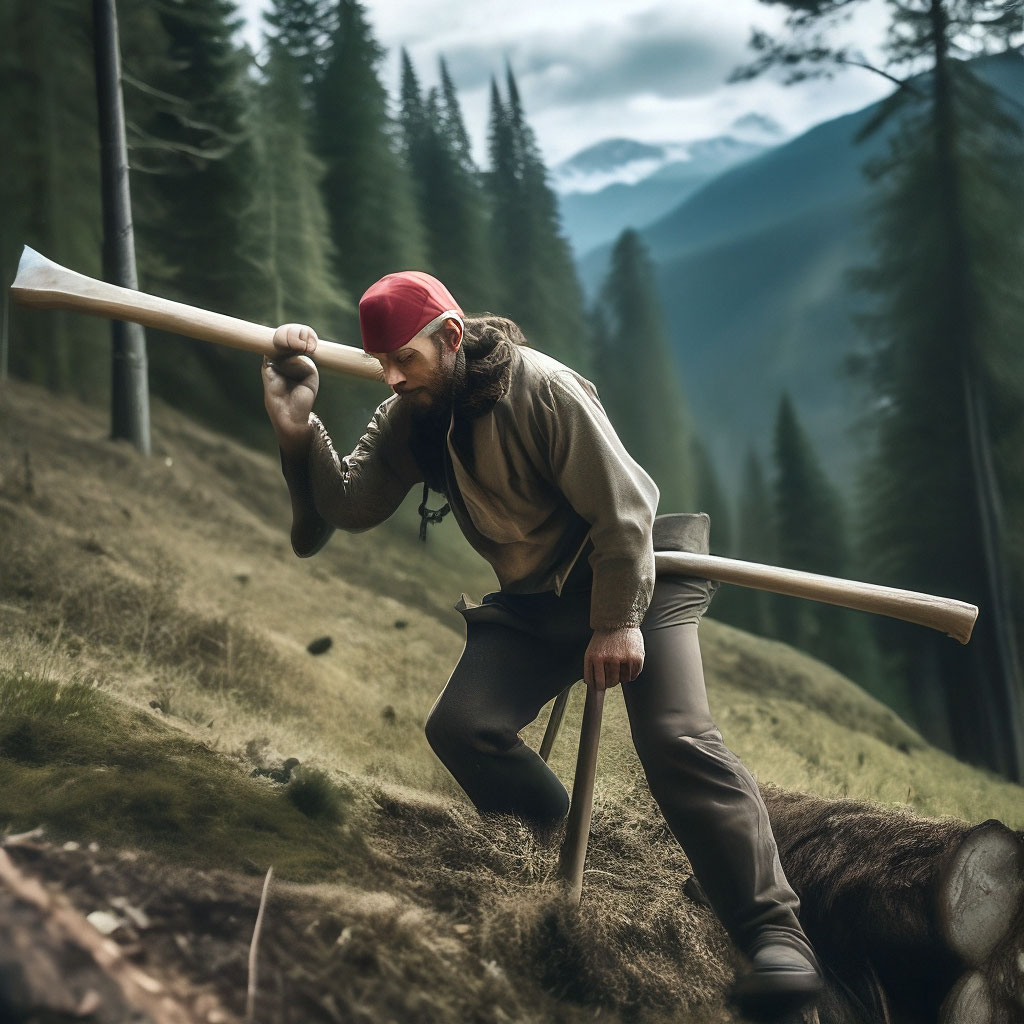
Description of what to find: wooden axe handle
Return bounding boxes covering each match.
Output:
[9,246,384,382]
[655,551,978,644]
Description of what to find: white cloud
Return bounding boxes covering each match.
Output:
[235,0,895,165]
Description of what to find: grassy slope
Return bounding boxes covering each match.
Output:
[1,377,1021,1023]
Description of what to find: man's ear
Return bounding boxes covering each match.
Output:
[445,318,463,352]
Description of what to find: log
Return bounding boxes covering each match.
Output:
[0,847,198,1023]
[761,787,1024,1023]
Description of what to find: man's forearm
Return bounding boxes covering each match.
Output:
[278,435,334,557]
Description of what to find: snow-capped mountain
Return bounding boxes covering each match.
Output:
[552,121,781,255]
[551,115,785,196]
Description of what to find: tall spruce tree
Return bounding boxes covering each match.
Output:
[730,449,778,636]
[594,230,694,512]
[773,394,868,679]
[123,0,272,441]
[691,437,734,556]
[691,435,745,624]
[737,0,1024,778]
[1,0,107,398]
[486,69,588,367]
[142,0,259,316]
[439,58,475,172]
[314,0,426,297]
[264,0,336,89]
[249,38,366,442]
[251,40,350,335]
[398,52,496,312]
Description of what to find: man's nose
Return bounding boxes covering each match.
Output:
[384,365,406,391]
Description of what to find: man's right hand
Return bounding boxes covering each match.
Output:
[263,324,320,456]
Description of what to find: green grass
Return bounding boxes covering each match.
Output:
[0,671,362,880]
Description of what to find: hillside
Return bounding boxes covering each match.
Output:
[1,378,1022,1023]
[577,51,1024,497]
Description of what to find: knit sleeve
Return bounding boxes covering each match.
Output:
[538,371,659,630]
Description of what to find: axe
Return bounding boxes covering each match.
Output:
[9,246,978,643]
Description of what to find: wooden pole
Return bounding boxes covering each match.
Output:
[556,685,605,905]
[539,685,571,763]
[92,0,151,456]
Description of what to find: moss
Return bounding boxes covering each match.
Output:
[0,672,362,880]
[286,766,350,823]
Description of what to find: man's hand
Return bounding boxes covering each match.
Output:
[262,324,320,456]
[584,627,645,690]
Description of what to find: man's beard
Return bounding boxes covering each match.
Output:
[399,352,455,415]
[406,349,459,493]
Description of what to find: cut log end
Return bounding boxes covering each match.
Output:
[938,821,1024,967]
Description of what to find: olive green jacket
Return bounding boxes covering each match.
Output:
[281,347,660,630]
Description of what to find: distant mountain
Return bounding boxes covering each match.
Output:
[552,128,780,255]
[577,52,1024,503]
[551,138,673,193]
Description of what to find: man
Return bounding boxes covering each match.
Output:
[262,271,822,1020]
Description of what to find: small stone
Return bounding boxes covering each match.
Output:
[454,923,471,935]
[393,619,408,629]
[307,636,332,655]
[164,457,173,468]
[87,910,124,935]
[62,841,80,852]
[381,705,396,723]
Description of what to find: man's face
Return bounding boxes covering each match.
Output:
[374,324,459,412]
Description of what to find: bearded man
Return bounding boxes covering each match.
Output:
[262,271,823,1020]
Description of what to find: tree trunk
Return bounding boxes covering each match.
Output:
[93,0,151,456]
[763,786,1024,1023]
[927,0,1024,782]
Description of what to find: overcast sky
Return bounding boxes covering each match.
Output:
[235,0,895,166]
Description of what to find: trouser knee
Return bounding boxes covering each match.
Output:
[634,722,729,791]
[424,699,509,765]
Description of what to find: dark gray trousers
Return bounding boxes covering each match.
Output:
[425,565,809,954]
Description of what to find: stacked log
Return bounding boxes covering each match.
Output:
[762,787,1024,1023]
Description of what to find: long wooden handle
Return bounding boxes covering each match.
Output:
[556,684,605,905]
[656,550,978,644]
[9,246,384,382]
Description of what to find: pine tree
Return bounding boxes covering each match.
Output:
[313,0,426,297]
[729,449,778,636]
[140,0,259,316]
[486,69,588,368]
[121,0,272,441]
[594,230,694,512]
[737,0,1024,778]
[1,0,106,398]
[251,40,351,334]
[264,0,336,89]
[773,394,866,678]
[691,438,734,556]
[398,53,496,312]
[248,38,360,440]
[438,58,474,172]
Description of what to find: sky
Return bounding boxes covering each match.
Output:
[236,0,896,168]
